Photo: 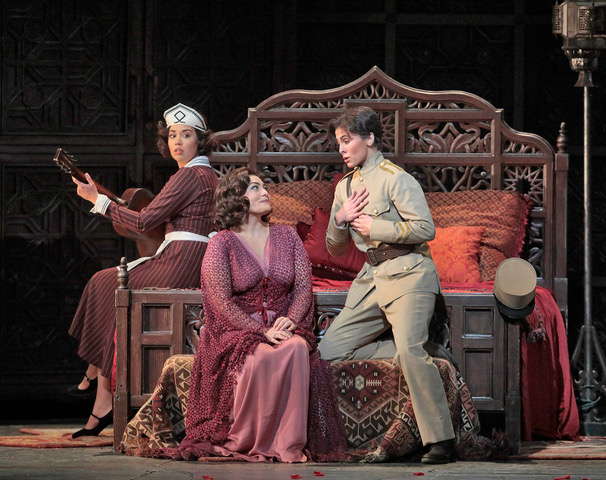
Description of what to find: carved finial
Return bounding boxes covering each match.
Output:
[557,122,568,153]
[117,257,129,289]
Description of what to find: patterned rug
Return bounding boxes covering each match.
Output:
[513,437,606,460]
[0,428,113,448]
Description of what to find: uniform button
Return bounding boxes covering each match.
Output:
[360,178,364,182]
[373,209,379,214]
[404,266,410,271]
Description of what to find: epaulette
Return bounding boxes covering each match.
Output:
[379,159,404,175]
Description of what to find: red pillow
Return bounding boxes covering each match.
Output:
[296,221,311,241]
[428,226,484,284]
[303,208,366,280]
[427,190,530,281]
[331,172,345,193]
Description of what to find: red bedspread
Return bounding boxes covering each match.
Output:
[312,278,580,441]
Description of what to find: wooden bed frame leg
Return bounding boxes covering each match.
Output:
[506,322,521,454]
[114,257,130,453]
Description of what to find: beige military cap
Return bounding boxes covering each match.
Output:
[493,257,537,321]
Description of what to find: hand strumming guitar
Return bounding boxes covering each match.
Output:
[72,173,99,205]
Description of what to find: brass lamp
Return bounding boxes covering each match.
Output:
[553,1,606,435]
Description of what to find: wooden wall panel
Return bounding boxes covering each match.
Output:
[1,1,131,143]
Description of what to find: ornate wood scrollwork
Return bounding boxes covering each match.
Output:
[503,139,539,154]
[273,81,409,109]
[216,136,249,153]
[503,165,545,208]
[213,164,245,178]
[257,163,345,183]
[526,219,545,277]
[378,111,396,153]
[407,100,475,110]
[407,121,492,153]
[406,165,491,192]
[259,121,333,152]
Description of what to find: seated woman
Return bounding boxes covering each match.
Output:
[68,104,218,438]
[170,168,346,462]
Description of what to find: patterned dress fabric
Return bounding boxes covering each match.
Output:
[120,355,501,460]
[68,166,218,377]
[166,225,347,461]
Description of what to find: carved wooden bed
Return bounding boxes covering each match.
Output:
[113,66,568,454]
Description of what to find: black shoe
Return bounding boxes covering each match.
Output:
[421,439,456,464]
[67,375,97,399]
[71,410,113,439]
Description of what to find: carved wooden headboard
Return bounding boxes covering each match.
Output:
[208,66,568,312]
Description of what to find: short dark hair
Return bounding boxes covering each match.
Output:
[214,167,270,230]
[329,106,382,149]
[156,112,217,158]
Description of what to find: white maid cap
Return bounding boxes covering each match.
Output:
[163,103,207,132]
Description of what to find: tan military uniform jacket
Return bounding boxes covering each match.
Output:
[326,151,440,309]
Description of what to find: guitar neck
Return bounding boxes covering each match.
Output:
[70,165,127,206]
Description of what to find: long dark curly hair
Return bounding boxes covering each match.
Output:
[214,168,270,230]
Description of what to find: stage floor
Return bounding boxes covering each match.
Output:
[2,424,606,480]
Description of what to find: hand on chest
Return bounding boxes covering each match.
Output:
[350,175,392,219]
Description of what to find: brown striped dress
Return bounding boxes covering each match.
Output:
[68,165,218,378]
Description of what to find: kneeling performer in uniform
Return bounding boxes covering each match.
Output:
[319,106,455,464]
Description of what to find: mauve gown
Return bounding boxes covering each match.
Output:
[68,165,218,378]
[177,224,346,462]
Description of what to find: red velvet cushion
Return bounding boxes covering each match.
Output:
[428,226,484,284]
[296,221,311,241]
[331,172,345,192]
[427,191,530,281]
[303,208,366,280]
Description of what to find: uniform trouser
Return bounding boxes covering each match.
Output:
[318,288,455,445]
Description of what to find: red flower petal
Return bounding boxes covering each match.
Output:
[413,473,425,477]
[553,476,571,480]
[313,472,325,477]
[291,475,303,479]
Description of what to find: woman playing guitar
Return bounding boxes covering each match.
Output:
[67,104,219,439]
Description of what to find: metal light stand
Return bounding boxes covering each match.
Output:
[554,1,606,435]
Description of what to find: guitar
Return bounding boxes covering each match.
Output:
[53,147,165,257]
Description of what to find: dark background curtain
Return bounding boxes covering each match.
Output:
[0,0,603,420]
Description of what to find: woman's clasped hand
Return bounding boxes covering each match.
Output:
[264,316,297,344]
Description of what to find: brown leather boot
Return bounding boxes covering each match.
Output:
[421,438,456,464]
